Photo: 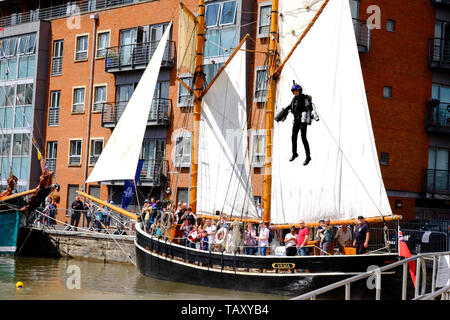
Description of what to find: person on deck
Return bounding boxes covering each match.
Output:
[321,219,334,255]
[353,216,370,255]
[335,224,353,253]
[180,207,197,226]
[243,223,257,255]
[204,219,216,250]
[284,226,298,256]
[256,221,270,256]
[296,220,309,256]
[275,82,313,165]
[95,205,104,232]
[66,196,84,231]
[181,219,193,247]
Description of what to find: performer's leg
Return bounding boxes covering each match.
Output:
[291,121,301,160]
[301,123,311,165]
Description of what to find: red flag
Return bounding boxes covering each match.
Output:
[398,228,416,287]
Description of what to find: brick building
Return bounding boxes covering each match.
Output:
[0,0,448,224]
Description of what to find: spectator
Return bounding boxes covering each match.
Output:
[243,223,257,255]
[66,196,84,231]
[296,220,309,256]
[43,198,56,229]
[180,207,197,226]
[199,230,209,250]
[335,224,353,253]
[181,219,193,247]
[321,219,334,255]
[256,221,270,256]
[95,205,104,232]
[284,226,297,256]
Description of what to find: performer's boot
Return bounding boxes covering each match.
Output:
[289,153,298,162]
[303,155,311,166]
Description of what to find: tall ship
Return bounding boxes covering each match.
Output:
[79,0,401,293]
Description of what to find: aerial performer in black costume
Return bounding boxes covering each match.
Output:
[275,81,318,165]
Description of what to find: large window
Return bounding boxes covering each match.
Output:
[428,148,450,193]
[69,139,82,165]
[52,40,63,76]
[96,31,110,58]
[89,139,103,165]
[48,90,60,126]
[11,133,30,180]
[0,134,11,179]
[14,83,33,128]
[46,141,57,172]
[93,85,106,112]
[257,2,271,38]
[173,131,192,167]
[254,66,268,103]
[0,86,14,128]
[177,74,194,107]
[251,130,265,167]
[432,83,450,127]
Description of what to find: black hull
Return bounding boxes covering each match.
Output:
[135,224,399,294]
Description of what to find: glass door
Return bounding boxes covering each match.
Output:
[119,28,137,66]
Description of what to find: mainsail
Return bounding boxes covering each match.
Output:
[196,44,258,218]
[86,22,172,183]
[270,0,392,224]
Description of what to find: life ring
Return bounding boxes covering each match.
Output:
[214,227,228,245]
[187,229,201,243]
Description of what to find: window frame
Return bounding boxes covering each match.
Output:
[177,73,194,108]
[250,129,266,167]
[89,138,104,166]
[74,34,89,61]
[48,90,61,126]
[257,2,271,38]
[173,131,192,167]
[253,66,269,103]
[72,86,86,113]
[92,84,107,113]
[96,30,110,59]
[68,138,83,166]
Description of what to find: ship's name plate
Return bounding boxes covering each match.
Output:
[272,263,295,269]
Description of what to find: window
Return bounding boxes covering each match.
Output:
[257,3,271,38]
[177,75,194,107]
[14,84,33,128]
[72,87,85,113]
[52,40,63,76]
[173,131,192,167]
[48,91,60,126]
[17,55,35,79]
[380,152,389,166]
[93,85,106,112]
[254,66,268,102]
[69,139,82,165]
[177,188,189,205]
[11,133,30,180]
[0,134,11,178]
[75,35,88,61]
[89,139,103,165]
[96,31,110,58]
[46,141,57,172]
[204,1,238,58]
[428,148,450,192]
[251,130,266,167]
[2,37,18,57]
[89,185,101,199]
[386,19,395,32]
[431,83,450,127]
[0,86,14,128]
[17,34,36,55]
[383,86,392,99]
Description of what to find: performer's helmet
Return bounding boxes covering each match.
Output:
[291,83,302,93]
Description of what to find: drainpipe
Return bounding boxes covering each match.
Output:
[83,13,98,192]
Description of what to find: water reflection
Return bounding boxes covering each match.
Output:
[0,256,286,300]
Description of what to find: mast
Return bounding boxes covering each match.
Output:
[262,0,279,224]
[189,0,205,213]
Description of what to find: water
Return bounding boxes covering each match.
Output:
[0,256,287,300]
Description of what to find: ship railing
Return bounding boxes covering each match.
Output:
[291,251,450,300]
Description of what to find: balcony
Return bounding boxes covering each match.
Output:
[0,0,156,29]
[139,158,168,186]
[105,40,175,72]
[428,38,450,69]
[353,18,370,53]
[101,98,172,128]
[425,98,450,134]
[430,0,450,5]
[423,169,450,197]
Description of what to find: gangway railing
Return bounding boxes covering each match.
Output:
[291,251,450,300]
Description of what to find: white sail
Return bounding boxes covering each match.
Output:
[271,0,392,224]
[86,22,172,183]
[197,44,258,218]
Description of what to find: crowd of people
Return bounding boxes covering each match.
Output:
[47,194,370,256]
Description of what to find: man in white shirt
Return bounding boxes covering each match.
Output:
[204,219,216,250]
[256,221,270,256]
[335,224,353,253]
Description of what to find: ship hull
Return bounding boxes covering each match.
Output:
[135,223,399,293]
[0,211,20,255]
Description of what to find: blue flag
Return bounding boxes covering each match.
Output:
[121,159,144,209]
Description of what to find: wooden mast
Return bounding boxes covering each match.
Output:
[262,0,279,224]
[189,0,206,213]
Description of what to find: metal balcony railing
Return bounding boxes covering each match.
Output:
[353,18,370,53]
[0,0,156,29]
[105,40,175,72]
[428,38,450,69]
[51,57,63,76]
[45,158,56,173]
[423,169,450,196]
[101,98,172,128]
[425,98,450,133]
[139,158,168,186]
[48,108,60,126]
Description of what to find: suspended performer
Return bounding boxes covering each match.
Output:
[275,81,318,165]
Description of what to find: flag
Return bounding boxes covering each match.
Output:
[121,159,144,209]
[398,227,416,287]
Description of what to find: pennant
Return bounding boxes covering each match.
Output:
[121,159,144,209]
[398,227,417,287]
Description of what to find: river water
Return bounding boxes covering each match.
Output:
[0,256,287,300]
